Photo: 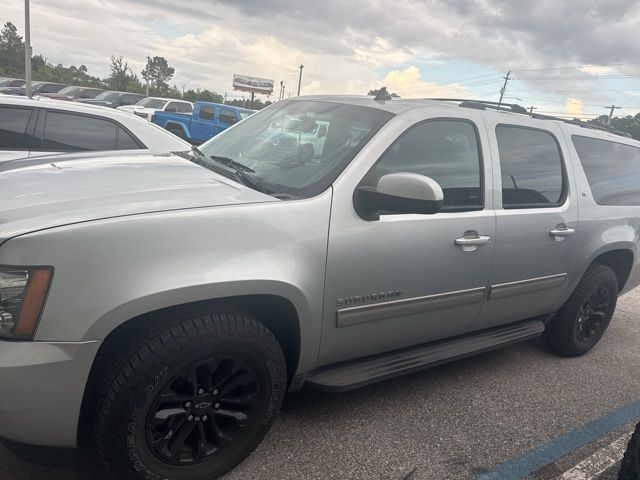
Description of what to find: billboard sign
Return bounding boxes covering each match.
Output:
[233,74,274,95]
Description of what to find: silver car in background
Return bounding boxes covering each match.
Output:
[0,95,190,162]
[1,95,639,480]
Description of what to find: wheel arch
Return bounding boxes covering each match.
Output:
[78,286,309,446]
[592,248,634,293]
[163,121,189,139]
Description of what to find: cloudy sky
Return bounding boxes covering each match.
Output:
[4,0,640,118]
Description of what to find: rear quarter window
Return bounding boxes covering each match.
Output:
[572,135,640,205]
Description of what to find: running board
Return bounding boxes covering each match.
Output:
[306,320,545,391]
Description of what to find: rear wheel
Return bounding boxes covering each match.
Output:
[95,309,287,480]
[166,125,186,139]
[545,264,618,356]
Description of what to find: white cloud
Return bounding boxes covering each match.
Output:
[383,66,470,98]
[564,97,584,116]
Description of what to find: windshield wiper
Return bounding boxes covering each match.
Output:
[207,155,273,194]
[209,155,255,173]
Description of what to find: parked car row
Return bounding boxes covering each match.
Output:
[0,95,189,162]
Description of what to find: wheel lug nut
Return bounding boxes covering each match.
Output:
[187,415,194,421]
[202,415,208,421]
[198,389,205,395]
[214,403,220,409]
[185,402,192,408]
[213,389,219,395]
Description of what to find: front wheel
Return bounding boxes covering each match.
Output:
[545,263,618,356]
[95,309,287,480]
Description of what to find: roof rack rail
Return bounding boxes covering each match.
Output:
[426,98,632,139]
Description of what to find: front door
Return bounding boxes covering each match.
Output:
[472,119,579,330]
[319,114,497,366]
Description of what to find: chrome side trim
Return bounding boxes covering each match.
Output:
[489,273,567,300]
[336,287,486,328]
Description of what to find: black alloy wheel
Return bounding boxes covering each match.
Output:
[146,356,260,466]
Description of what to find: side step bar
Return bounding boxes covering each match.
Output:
[306,320,545,391]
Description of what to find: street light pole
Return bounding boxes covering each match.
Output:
[145,55,151,96]
[24,0,32,98]
[297,64,304,96]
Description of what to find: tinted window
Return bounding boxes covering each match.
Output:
[121,95,142,106]
[0,107,34,150]
[573,135,640,205]
[165,102,179,113]
[177,102,192,113]
[219,109,238,125]
[117,128,142,150]
[497,126,565,208]
[362,120,483,210]
[43,112,117,151]
[200,106,215,121]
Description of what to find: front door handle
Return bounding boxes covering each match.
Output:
[549,224,575,241]
[455,231,491,252]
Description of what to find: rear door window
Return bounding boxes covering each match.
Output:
[572,135,640,205]
[0,106,36,150]
[219,109,239,125]
[177,102,193,113]
[43,111,117,151]
[496,125,566,208]
[116,127,143,150]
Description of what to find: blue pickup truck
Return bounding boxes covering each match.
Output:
[152,101,255,144]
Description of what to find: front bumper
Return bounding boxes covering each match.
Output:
[0,340,100,447]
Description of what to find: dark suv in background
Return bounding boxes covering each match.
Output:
[78,90,146,108]
[42,85,104,101]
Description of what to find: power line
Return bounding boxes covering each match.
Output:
[511,61,640,73]
[515,75,640,80]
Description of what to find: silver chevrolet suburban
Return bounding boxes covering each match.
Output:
[1,95,639,480]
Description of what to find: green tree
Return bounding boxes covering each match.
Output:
[141,56,175,95]
[590,114,640,140]
[182,88,223,103]
[105,55,144,92]
[0,22,25,76]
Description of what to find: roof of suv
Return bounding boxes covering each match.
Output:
[294,95,639,145]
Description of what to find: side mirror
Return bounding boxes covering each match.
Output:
[354,172,444,220]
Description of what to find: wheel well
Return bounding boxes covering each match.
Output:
[593,249,634,292]
[164,122,185,135]
[77,294,300,445]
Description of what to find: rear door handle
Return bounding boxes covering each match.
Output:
[549,224,575,241]
[455,231,491,252]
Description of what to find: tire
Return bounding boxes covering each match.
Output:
[619,422,640,480]
[95,309,287,480]
[167,125,186,139]
[545,263,618,357]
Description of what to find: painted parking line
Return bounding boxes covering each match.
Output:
[558,433,631,480]
[476,399,640,480]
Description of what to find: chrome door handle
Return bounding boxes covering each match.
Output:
[455,232,491,252]
[549,224,575,241]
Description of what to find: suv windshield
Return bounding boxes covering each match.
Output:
[137,98,167,109]
[198,100,393,199]
[57,86,80,95]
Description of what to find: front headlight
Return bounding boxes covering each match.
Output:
[0,266,53,340]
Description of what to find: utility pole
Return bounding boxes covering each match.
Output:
[24,0,32,98]
[250,91,255,109]
[279,80,284,101]
[497,71,511,109]
[145,55,151,96]
[605,105,620,125]
[529,106,537,115]
[297,64,304,96]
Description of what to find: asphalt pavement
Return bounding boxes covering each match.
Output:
[2,290,640,480]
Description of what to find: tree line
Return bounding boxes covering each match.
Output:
[0,22,272,109]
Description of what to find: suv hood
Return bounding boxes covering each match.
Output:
[0,151,277,243]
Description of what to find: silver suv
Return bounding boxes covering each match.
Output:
[1,95,639,480]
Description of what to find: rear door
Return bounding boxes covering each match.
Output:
[0,105,38,161]
[217,108,240,135]
[472,117,579,330]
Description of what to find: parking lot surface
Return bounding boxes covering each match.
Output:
[2,290,640,480]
